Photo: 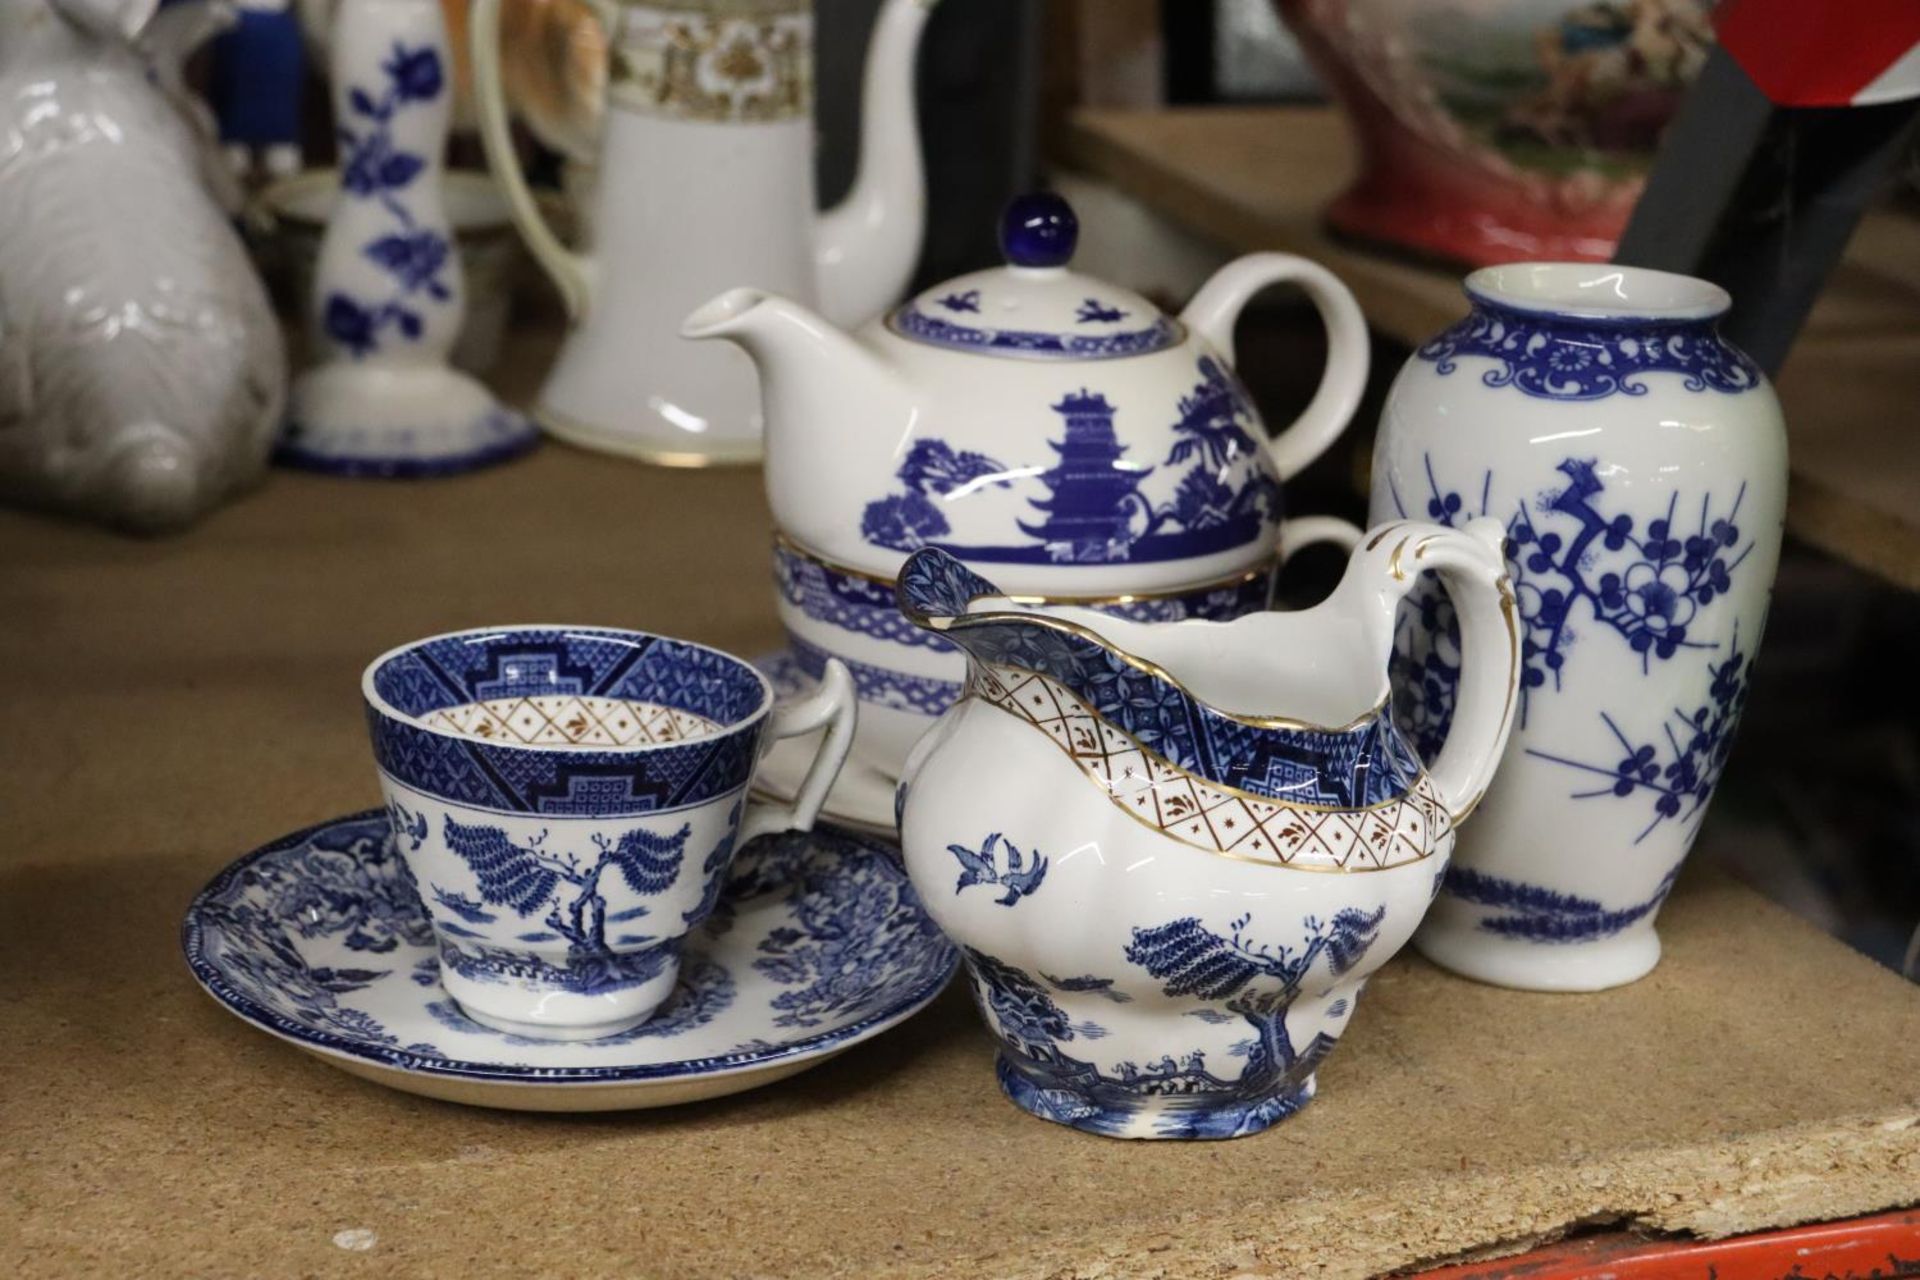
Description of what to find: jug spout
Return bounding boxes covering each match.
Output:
[681,285,917,458]
[813,0,935,327]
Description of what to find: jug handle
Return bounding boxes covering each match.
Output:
[1178,253,1369,482]
[469,0,601,319]
[1361,518,1521,824]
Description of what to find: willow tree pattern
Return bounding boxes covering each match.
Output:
[441,817,691,985]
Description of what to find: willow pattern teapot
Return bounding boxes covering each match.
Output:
[684,192,1372,782]
[890,522,1520,1138]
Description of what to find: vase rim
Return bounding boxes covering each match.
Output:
[1464,263,1731,323]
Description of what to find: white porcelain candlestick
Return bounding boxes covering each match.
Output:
[279,0,537,476]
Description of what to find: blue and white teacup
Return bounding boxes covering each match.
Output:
[363,625,855,1040]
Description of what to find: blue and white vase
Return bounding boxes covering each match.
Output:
[1370,262,1788,991]
[279,0,537,476]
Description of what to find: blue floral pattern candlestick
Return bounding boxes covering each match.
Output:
[1370,263,1787,992]
[279,0,537,477]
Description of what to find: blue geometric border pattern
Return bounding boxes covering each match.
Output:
[775,540,1276,649]
[367,708,762,817]
[889,303,1181,361]
[774,541,956,652]
[898,548,1419,808]
[1096,571,1275,623]
[366,628,771,817]
[370,627,766,724]
[1417,303,1762,401]
[784,632,960,718]
[179,810,960,1086]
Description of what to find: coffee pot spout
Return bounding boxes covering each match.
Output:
[813,0,935,327]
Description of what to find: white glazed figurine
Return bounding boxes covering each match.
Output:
[0,0,286,533]
[891,525,1521,1139]
[141,0,252,216]
[280,0,539,476]
[471,0,937,465]
[1369,263,1788,991]
[684,192,1370,789]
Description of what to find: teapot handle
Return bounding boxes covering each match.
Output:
[1356,518,1521,824]
[1179,253,1369,481]
[1277,515,1363,560]
[469,0,601,318]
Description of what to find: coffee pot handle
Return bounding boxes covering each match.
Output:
[469,0,601,318]
[1179,253,1369,481]
[1352,518,1521,824]
[737,660,858,847]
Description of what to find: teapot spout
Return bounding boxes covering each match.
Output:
[813,0,935,327]
[681,286,917,486]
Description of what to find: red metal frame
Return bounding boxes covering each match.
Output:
[1414,1208,1920,1280]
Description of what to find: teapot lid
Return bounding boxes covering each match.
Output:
[885,193,1182,361]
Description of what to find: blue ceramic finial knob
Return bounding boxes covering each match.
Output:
[1000,192,1078,269]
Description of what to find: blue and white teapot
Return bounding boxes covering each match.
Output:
[890,524,1520,1139]
[683,192,1371,784]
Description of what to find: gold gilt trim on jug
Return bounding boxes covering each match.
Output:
[610,3,812,123]
[974,664,1451,872]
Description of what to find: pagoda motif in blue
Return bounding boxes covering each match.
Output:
[858,357,1282,567]
[1017,390,1148,562]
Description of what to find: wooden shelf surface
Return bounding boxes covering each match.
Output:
[3,405,1919,1276]
[1058,105,1920,593]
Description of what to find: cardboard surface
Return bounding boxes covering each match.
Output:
[4,443,1919,1279]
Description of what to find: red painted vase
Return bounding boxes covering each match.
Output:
[1274,0,1714,266]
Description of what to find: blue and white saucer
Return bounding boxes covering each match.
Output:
[182,811,956,1111]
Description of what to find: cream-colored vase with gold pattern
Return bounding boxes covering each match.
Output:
[471,0,937,464]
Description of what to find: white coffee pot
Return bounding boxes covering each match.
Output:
[471,0,935,464]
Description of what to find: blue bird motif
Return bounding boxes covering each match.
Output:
[947,832,1048,906]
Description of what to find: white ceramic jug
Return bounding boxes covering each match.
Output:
[471,0,935,465]
[892,526,1521,1137]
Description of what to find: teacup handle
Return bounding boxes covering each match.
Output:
[738,659,857,846]
[469,0,605,318]
[1351,518,1521,823]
